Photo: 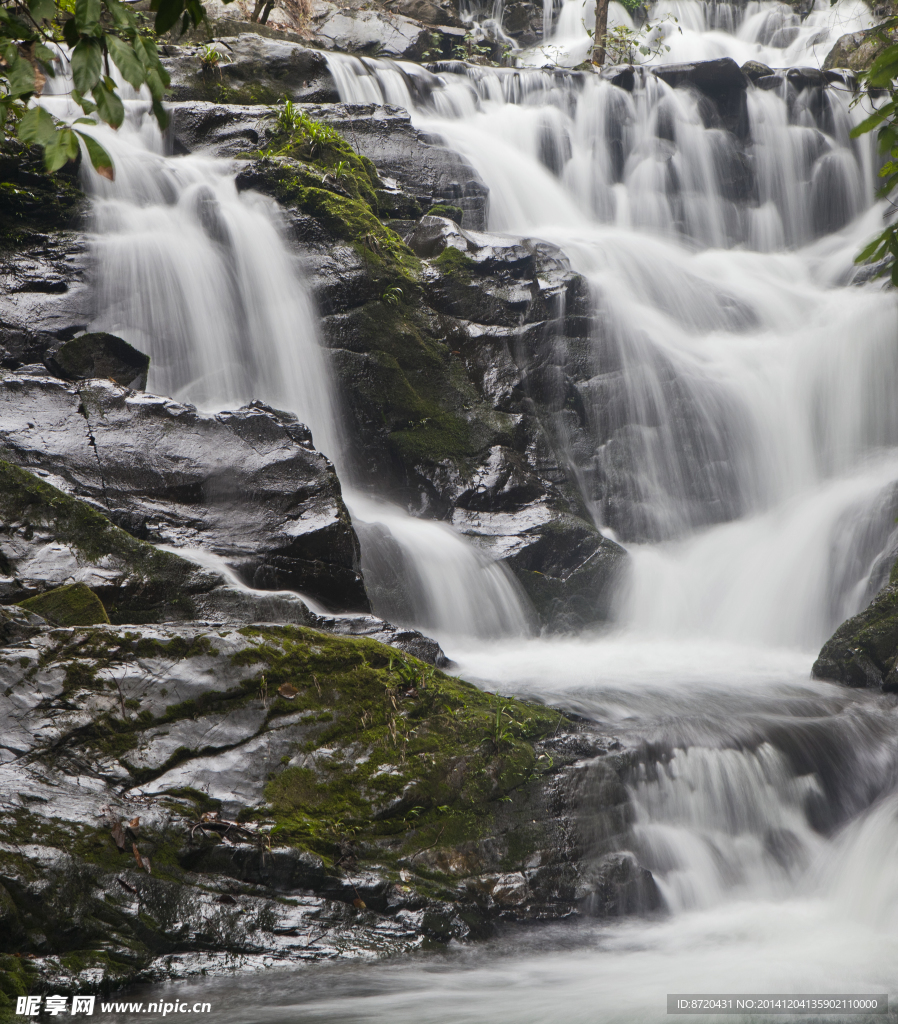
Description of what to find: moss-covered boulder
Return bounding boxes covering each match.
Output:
[0,617,653,993]
[19,583,109,627]
[813,558,898,691]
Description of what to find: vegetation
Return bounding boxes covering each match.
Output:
[852,26,898,283]
[0,0,215,178]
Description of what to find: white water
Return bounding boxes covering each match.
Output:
[60,11,898,1017]
[523,0,874,69]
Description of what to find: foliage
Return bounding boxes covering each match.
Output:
[851,19,898,284]
[452,30,491,61]
[0,0,216,178]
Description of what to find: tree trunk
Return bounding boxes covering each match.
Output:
[592,0,610,64]
[250,0,264,21]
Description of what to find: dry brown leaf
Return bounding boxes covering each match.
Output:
[128,816,140,829]
[111,820,126,850]
[352,897,366,909]
[278,683,298,699]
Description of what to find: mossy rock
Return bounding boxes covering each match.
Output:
[18,583,110,628]
[0,460,211,623]
[427,203,464,225]
[813,557,898,689]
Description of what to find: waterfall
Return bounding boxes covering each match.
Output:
[40,3,898,1015]
[327,48,898,649]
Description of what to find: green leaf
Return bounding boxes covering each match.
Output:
[850,105,893,139]
[74,128,114,179]
[144,65,166,101]
[43,126,80,171]
[16,104,57,146]
[152,0,185,35]
[34,42,59,74]
[150,97,169,130]
[106,34,144,90]
[74,0,102,34]
[105,0,137,30]
[6,50,37,98]
[71,37,102,93]
[62,17,80,47]
[92,78,125,127]
[27,0,57,22]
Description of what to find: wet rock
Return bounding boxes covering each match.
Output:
[0,233,91,371]
[813,558,898,692]
[0,616,650,991]
[163,34,339,105]
[741,59,773,81]
[652,57,749,137]
[310,7,433,58]
[0,373,368,612]
[44,332,150,390]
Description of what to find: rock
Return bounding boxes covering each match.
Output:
[162,35,339,105]
[44,332,150,390]
[0,614,651,992]
[18,582,110,627]
[0,373,368,612]
[652,57,749,137]
[812,558,898,691]
[0,233,91,371]
[311,8,432,58]
[740,60,773,81]
[823,28,896,73]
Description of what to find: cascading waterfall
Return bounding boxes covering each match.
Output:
[55,4,898,1013]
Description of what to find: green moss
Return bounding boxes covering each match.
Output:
[19,583,109,627]
[0,460,206,623]
[222,625,562,865]
[427,204,464,225]
[434,246,475,279]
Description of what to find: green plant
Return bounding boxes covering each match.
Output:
[851,23,898,284]
[198,41,231,68]
[452,31,491,61]
[490,702,517,751]
[0,0,219,177]
[381,285,403,306]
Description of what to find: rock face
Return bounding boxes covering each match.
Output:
[0,615,658,992]
[823,28,895,73]
[813,558,898,692]
[0,371,369,611]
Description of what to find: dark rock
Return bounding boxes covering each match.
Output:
[652,57,749,137]
[0,233,91,371]
[601,64,635,91]
[741,59,773,81]
[786,66,829,89]
[813,557,898,691]
[652,56,748,93]
[45,332,150,390]
[0,373,369,612]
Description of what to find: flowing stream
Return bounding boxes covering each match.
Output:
[60,3,898,1016]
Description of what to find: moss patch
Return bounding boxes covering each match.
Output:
[19,583,109,627]
[434,245,475,279]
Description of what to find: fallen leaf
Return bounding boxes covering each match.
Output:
[111,820,126,850]
[352,897,366,910]
[116,877,137,894]
[128,816,140,829]
[278,683,298,700]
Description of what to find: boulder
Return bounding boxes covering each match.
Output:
[652,57,749,137]
[18,582,110,626]
[823,28,896,73]
[812,558,898,692]
[0,372,369,612]
[44,332,150,390]
[162,34,340,105]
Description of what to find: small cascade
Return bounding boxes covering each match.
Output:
[349,494,535,643]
